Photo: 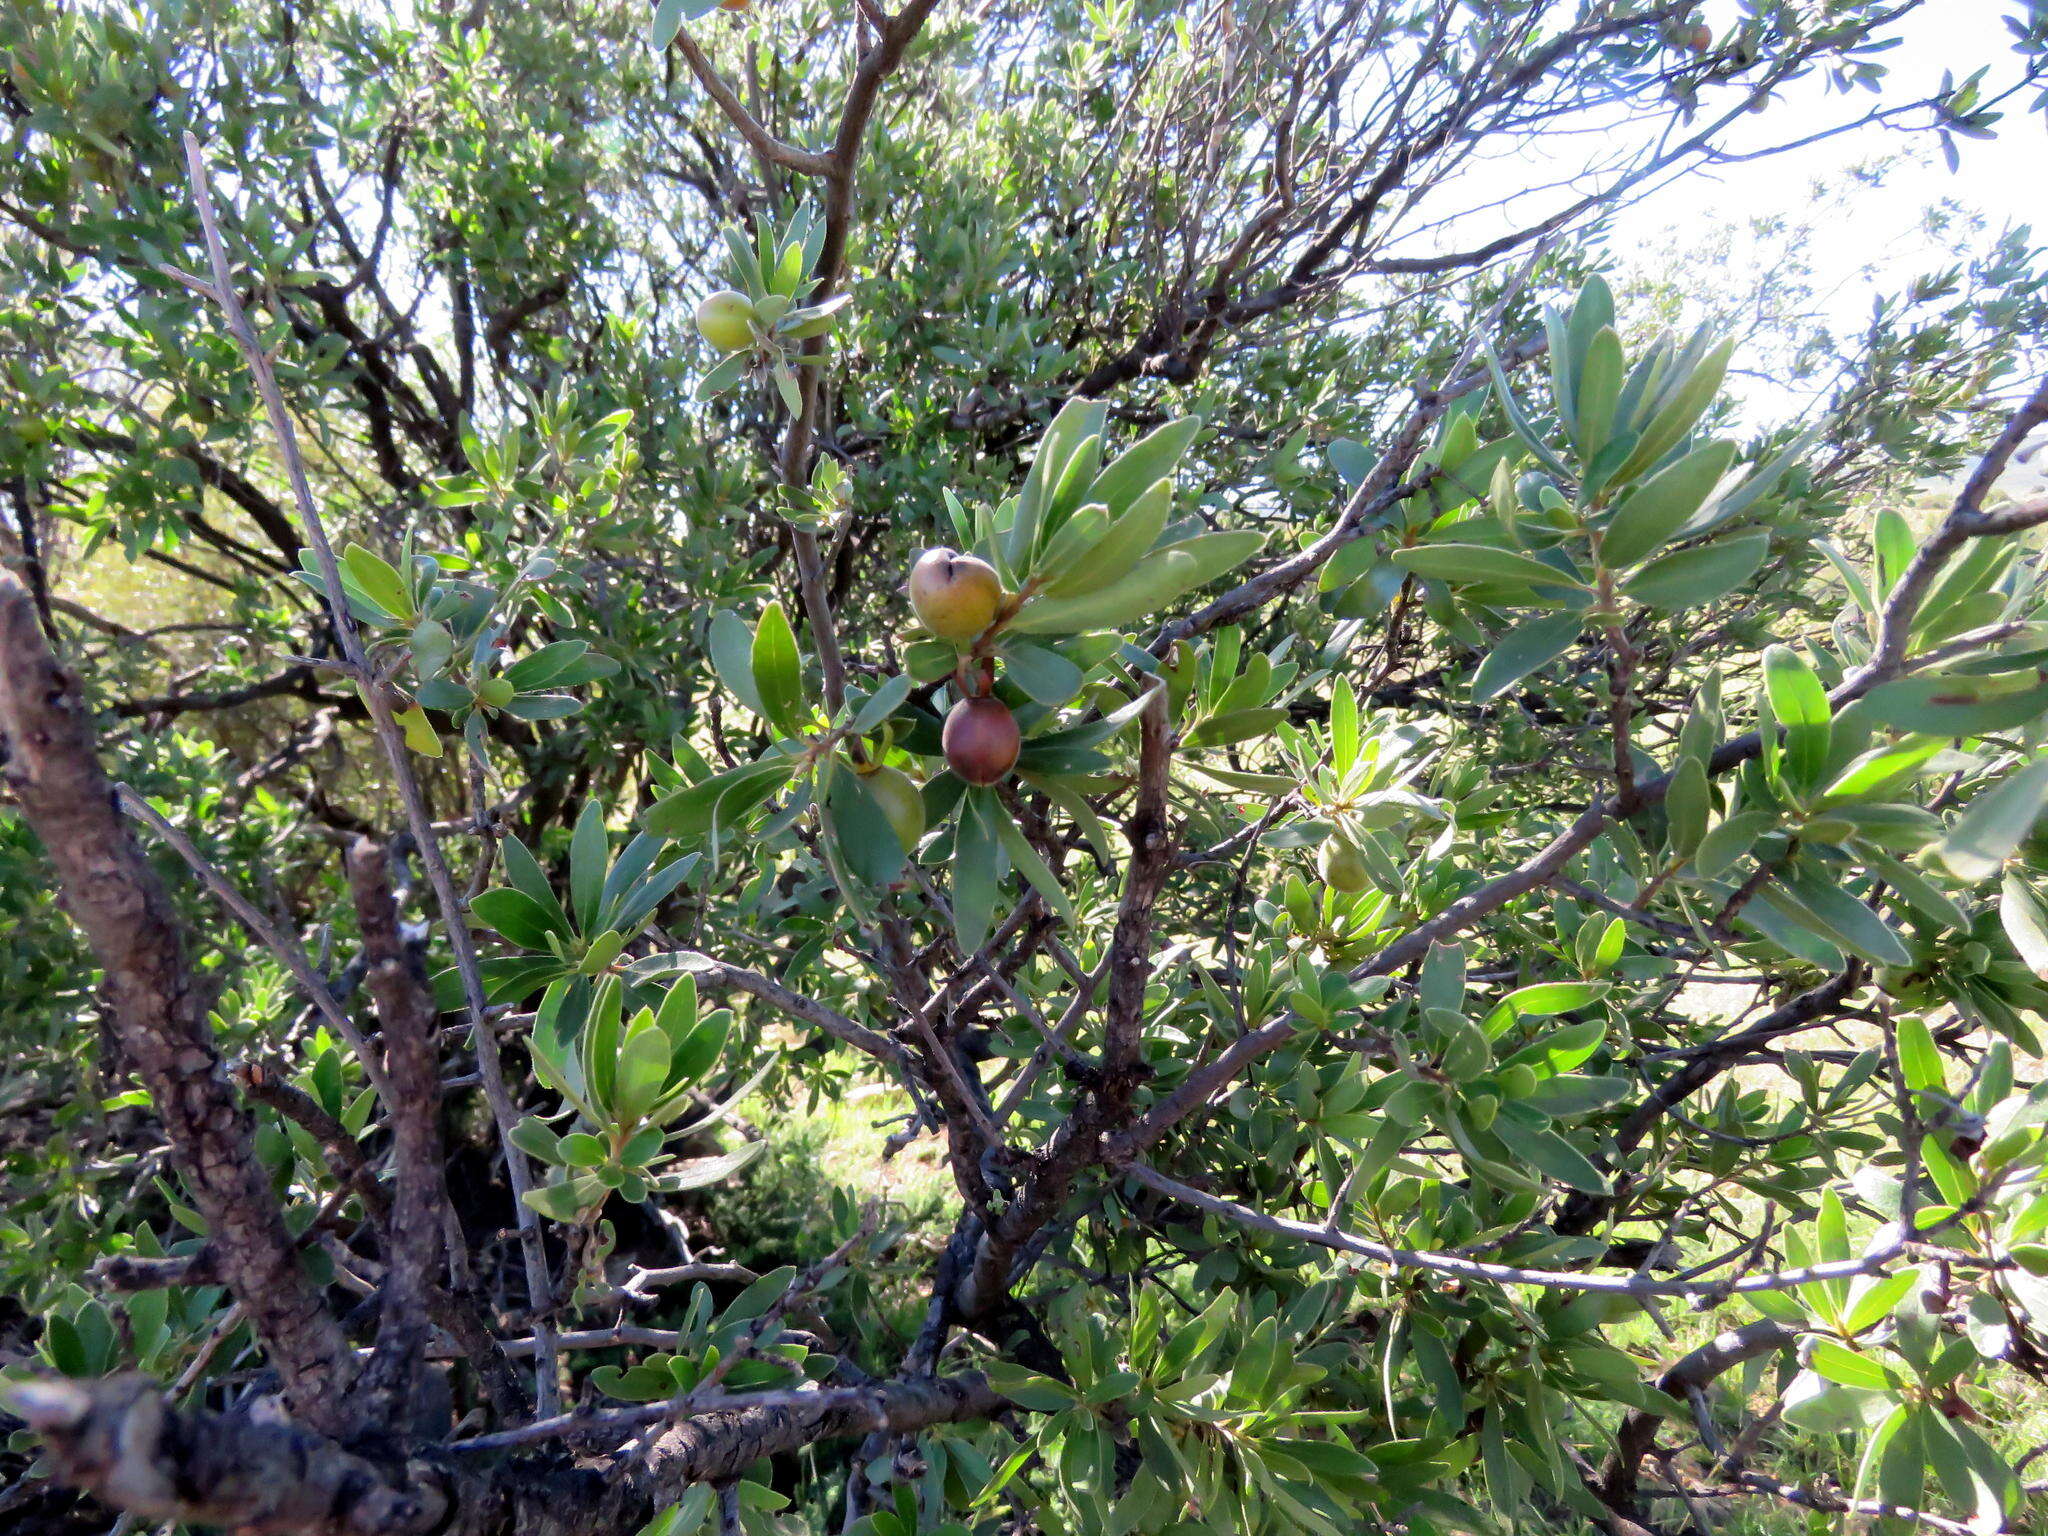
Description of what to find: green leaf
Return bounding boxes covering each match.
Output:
[1519,1073,1628,1117]
[1483,341,1573,482]
[570,800,608,935]
[342,543,413,624]
[1820,736,1946,802]
[1185,707,1288,748]
[849,673,913,735]
[523,1180,596,1221]
[709,610,770,719]
[2002,871,2048,980]
[500,836,571,934]
[992,805,1074,924]
[695,350,749,400]
[1620,531,1767,610]
[1693,809,1770,878]
[1012,530,1264,633]
[1808,1340,1893,1391]
[1572,327,1623,461]
[471,888,568,951]
[1863,675,2048,738]
[1664,756,1709,857]
[1003,642,1084,705]
[750,601,806,736]
[1523,1129,1607,1194]
[982,1360,1079,1412]
[1895,1015,1945,1094]
[1770,868,1912,967]
[504,693,582,721]
[1390,543,1585,589]
[1471,612,1582,704]
[1938,757,2048,882]
[1483,981,1610,1035]
[825,760,906,891]
[1842,1270,1917,1335]
[1599,440,1736,567]
[1089,416,1202,516]
[642,760,789,842]
[1040,477,1173,599]
[1873,508,1915,594]
[509,1116,563,1165]
[396,703,442,757]
[1762,645,1832,794]
[1610,336,1733,484]
[952,793,1001,953]
[661,1141,766,1192]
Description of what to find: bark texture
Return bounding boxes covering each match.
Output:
[0,574,358,1434]
[4,1376,442,1536]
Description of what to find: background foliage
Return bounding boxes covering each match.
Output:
[4,1,2048,1534]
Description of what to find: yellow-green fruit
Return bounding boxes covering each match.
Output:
[695,289,757,353]
[862,765,926,849]
[907,548,1003,643]
[1497,1064,1539,1100]
[475,677,516,709]
[1317,834,1371,893]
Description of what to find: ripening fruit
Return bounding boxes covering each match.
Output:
[943,695,1020,786]
[907,548,1003,643]
[1497,1064,1539,1100]
[695,290,757,353]
[1317,834,1371,893]
[861,764,926,849]
[1686,22,1712,50]
[720,0,750,8]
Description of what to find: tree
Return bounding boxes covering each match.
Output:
[3,1,2048,1533]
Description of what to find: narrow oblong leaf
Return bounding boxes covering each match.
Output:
[1088,416,1202,515]
[1011,531,1263,634]
[992,805,1074,924]
[1863,675,2048,738]
[1390,543,1586,590]
[1938,757,2048,882]
[1470,612,1582,703]
[1599,440,1737,567]
[1762,645,1832,794]
[1621,531,1767,610]
[750,601,806,735]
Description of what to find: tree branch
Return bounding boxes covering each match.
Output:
[0,575,357,1433]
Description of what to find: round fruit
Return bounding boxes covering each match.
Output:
[943,695,1020,786]
[475,677,516,709]
[1317,834,1371,893]
[695,289,757,353]
[862,764,926,849]
[908,548,1003,643]
[1686,22,1712,50]
[720,0,750,8]
[1497,1064,1539,1100]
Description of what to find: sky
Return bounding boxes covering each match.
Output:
[1575,0,2042,482]
[1608,0,2040,320]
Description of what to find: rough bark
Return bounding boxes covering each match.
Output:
[346,837,452,1426]
[4,1377,444,1536]
[640,1371,1006,1486]
[0,574,358,1434]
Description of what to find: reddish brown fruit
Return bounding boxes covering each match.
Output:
[943,695,1020,786]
